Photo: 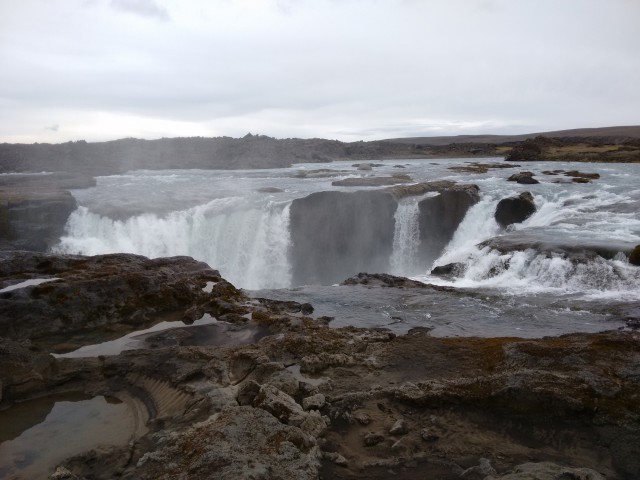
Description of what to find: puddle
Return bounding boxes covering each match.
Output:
[55,314,269,358]
[0,393,137,479]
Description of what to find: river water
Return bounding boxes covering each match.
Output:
[53,158,640,337]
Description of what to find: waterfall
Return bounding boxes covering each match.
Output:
[55,198,292,290]
[389,200,421,276]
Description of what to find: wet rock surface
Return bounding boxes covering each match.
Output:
[0,253,639,479]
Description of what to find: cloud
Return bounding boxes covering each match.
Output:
[0,0,638,143]
[110,0,170,21]
[45,124,60,132]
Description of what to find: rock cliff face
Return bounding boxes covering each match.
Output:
[0,191,77,251]
[289,190,397,285]
[289,182,479,285]
[0,173,95,252]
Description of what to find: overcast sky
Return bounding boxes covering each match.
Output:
[1,0,639,143]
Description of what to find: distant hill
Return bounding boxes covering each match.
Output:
[386,125,640,146]
[2,126,640,175]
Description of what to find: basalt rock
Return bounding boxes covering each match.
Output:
[0,172,95,252]
[290,183,480,285]
[416,184,480,266]
[1,264,639,480]
[507,171,540,184]
[495,191,537,227]
[0,252,227,347]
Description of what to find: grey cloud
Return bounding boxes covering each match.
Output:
[110,0,170,21]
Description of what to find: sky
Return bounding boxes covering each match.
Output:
[1,0,639,144]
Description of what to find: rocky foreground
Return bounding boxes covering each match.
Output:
[1,253,639,479]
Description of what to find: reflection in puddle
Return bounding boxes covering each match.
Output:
[0,394,136,479]
[55,314,269,358]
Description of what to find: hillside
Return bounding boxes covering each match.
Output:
[385,125,640,146]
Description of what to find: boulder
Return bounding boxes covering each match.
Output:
[507,171,540,184]
[494,192,536,228]
[629,245,640,266]
[430,262,465,277]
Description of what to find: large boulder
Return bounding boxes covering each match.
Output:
[494,192,536,228]
[507,171,539,184]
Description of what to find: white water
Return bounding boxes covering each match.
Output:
[56,198,292,289]
[390,200,421,276]
[55,160,640,300]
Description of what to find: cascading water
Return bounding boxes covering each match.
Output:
[55,198,292,290]
[389,200,421,276]
[425,183,640,299]
[55,160,640,301]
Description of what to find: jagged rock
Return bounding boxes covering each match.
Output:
[302,393,325,411]
[134,406,319,480]
[341,272,428,288]
[430,262,465,277]
[507,171,540,184]
[389,418,408,435]
[485,461,605,480]
[494,191,537,227]
[420,428,439,442]
[324,452,348,466]
[252,384,306,427]
[363,432,385,447]
[237,380,261,406]
[630,245,640,266]
[0,252,225,345]
[461,458,497,479]
[353,412,372,425]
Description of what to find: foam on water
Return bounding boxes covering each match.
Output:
[55,198,292,289]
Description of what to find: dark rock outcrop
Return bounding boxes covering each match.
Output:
[504,136,560,162]
[416,184,480,266]
[0,173,95,251]
[494,192,536,228]
[0,191,77,251]
[341,272,428,288]
[430,262,465,277]
[289,190,397,285]
[289,182,480,285]
[507,171,540,184]
[630,245,640,266]
[0,252,227,346]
